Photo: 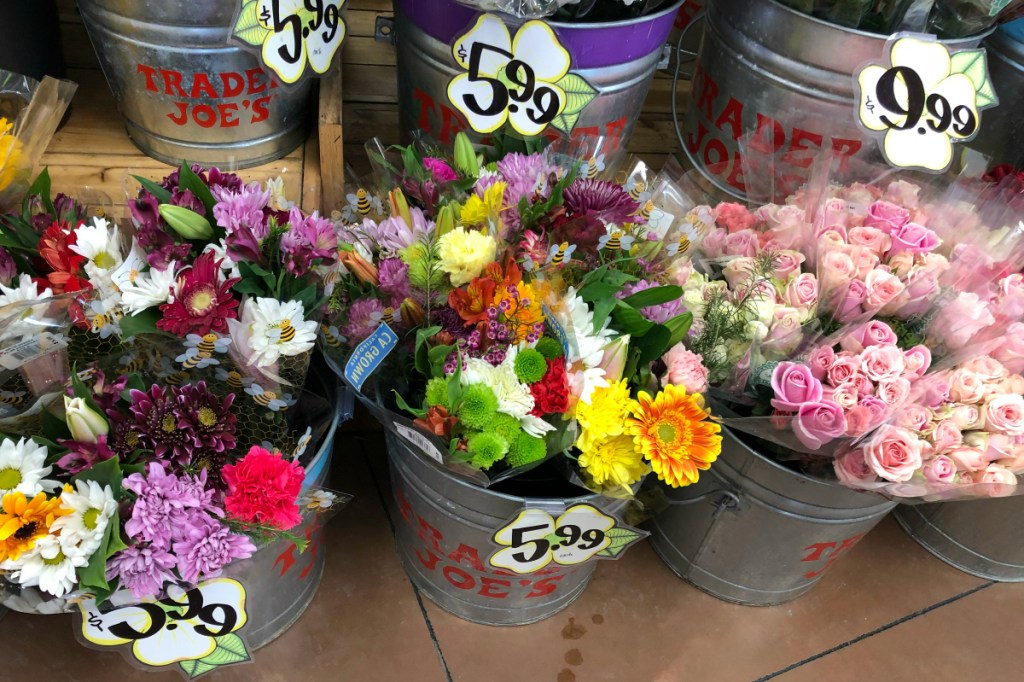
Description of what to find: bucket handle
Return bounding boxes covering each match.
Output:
[664,488,743,519]
[671,11,705,160]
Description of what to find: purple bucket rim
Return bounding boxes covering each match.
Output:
[396,0,685,69]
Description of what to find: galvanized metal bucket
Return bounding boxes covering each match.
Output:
[386,430,619,625]
[78,0,312,168]
[893,498,1024,582]
[967,21,1024,167]
[647,427,897,606]
[678,0,990,200]
[392,0,682,148]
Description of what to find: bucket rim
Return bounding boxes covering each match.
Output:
[538,0,686,32]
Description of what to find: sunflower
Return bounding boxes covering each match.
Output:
[628,385,722,488]
[0,490,70,563]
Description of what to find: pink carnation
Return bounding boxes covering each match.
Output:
[222,446,306,530]
[660,344,709,394]
[715,202,757,233]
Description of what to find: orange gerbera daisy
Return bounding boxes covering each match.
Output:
[628,385,722,488]
[0,490,70,563]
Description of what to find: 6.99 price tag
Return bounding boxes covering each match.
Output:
[489,504,646,574]
[231,0,347,85]
[447,14,598,138]
[855,35,998,172]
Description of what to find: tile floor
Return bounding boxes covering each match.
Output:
[3,416,1021,682]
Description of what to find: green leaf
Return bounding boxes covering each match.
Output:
[636,323,672,366]
[177,162,219,226]
[197,633,250,666]
[556,73,598,114]
[447,357,463,409]
[578,281,622,303]
[70,368,105,417]
[22,169,54,217]
[292,285,318,312]
[71,456,125,497]
[414,326,443,376]
[232,278,267,296]
[950,49,987,89]
[393,391,427,419]
[41,408,72,442]
[132,175,172,203]
[592,297,618,334]
[76,507,126,597]
[180,660,218,679]
[233,0,270,46]
[596,527,644,558]
[621,285,683,310]
[119,307,162,340]
[610,302,654,336]
[664,312,693,348]
[428,344,455,377]
[549,110,581,136]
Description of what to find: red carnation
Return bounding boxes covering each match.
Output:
[222,445,306,530]
[530,358,569,416]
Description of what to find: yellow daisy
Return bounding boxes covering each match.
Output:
[0,490,70,563]
[629,385,722,488]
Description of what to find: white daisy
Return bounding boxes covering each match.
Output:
[119,263,177,315]
[51,479,117,557]
[0,274,52,309]
[0,275,55,342]
[1,534,89,598]
[71,217,123,271]
[0,437,58,497]
[245,298,318,367]
[202,240,242,280]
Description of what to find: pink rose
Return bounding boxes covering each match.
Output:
[982,394,1024,436]
[661,344,710,394]
[667,259,694,286]
[818,229,848,254]
[992,322,1024,374]
[827,354,862,386]
[968,464,1018,497]
[845,405,876,437]
[784,273,818,310]
[898,268,940,317]
[851,373,875,396]
[877,377,911,408]
[700,227,727,259]
[858,395,890,427]
[964,432,1015,462]
[887,251,915,277]
[861,345,906,382]
[922,455,958,484]
[771,361,823,412]
[793,401,847,450]
[848,225,892,256]
[997,444,1024,473]
[841,182,882,206]
[949,447,987,472]
[994,273,1024,319]
[807,344,835,381]
[840,321,898,353]
[884,180,921,209]
[844,244,881,279]
[929,419,963,454]
[948,369,987,404]
[864,425,923,482]
[951,404,983,430]
[829,381,860,411]
[864,268,906,309]
[920,377,951,409]
[834,448,879,486]
[962,355,1007,383]
[897,404,932,432]
[819,250,856,294]
[889,222,941,255]
[772,250,806,279]
[832,280,868,323]
[722,257,757,290]
[715,202,757,233]
[1001,374,1024,395]
[928,292,995,351]
[762,307,804,356]
[759,205,806,250]
[864,200,911,234]
[902,345,932,379]
[819,197,852,228]
[724,229,759,257]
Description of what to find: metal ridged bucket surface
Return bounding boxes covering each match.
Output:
[680,0,990,200]
[647,427,896,606]
[893,498,1024,582]
[78,0,311,169]
[386,431,619,626]
[966,26,1024,167]
[393,0,681,148]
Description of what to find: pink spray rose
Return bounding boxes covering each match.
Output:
[864,269,906,309]
[807,344,835,381]
[793,401,847,450]
[922,455,958,485]
[844,244,881,279]
[829,381,861,411]
[851,373,875,396]
[840,320,898,353]
[858,395,890,428]
[847,225,891,256]
[827,353,862,386]
[889,222,941,255]
[896,404,932,433]
[834,448,879,486]
[877,377,912,408]
[660,344,709,394]
[951,404,983,430]
[860,345,906,382]
[864,425,923,482]
[864,200,910,234]
[982,394,1024,436]
[771,361,823,412]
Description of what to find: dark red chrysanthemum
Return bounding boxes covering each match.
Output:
[157,251,240,337]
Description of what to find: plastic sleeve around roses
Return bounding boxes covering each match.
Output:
[0,73,77,211]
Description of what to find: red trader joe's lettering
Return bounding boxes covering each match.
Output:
[800,533,865,579]
[674,0,704,29]
[687,62,863,195]
[136,63,279,128]
[273,516,325,580]
[394,489,574,600]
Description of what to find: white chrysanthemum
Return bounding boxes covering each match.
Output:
[1,534,89,598]
[0,437,58,497]
[71,217,122,271]
[202,240,242,280]
[119,263,177,315]
[0,274,55,341]
[247,298,318,366]
[0,274,51,309]
[51,480,117,557]
[553,288,613,368]
[462,348,540,434]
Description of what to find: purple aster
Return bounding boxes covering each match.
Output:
[497,153,555,203]
[366,207,435,253]
[123,462,221,549]
[281,207,338,276]
[212,181,271,233]
[617,280,684,325]
[106,544,178,600]
[55,435,117,474]
[342,297,386,346]
[379,257,412,302]
[172,517,256,584]
[129,384,192,465]
[174,381,237,456]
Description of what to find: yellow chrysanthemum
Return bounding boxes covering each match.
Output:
[629,385,722,488]
[575,380,636,443]
[577,433,648,489]
[0,490,69,563]
[0,118,23,193]
[460,180,507,231]
[493,280,544,343]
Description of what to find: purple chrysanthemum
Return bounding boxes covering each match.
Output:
[342,298,386,346]
[365,207,435,253]
[434,306,474,339]
[379,257,412,302]
[106,544,178,600]
[213,181,270,233]
[129,384,192,464]
[174,381,238,456]
[172,517,256,584]
[563,179,640,224]
[161,165,242,194]
[617,280,684,325]
[123,463,221,550]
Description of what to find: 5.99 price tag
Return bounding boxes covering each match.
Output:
[232,0,347,85]
[78,579,250,677]
[489,504,646,574]
[447,14,598,138]
[855,35,998,172]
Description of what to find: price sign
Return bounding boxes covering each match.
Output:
[855,35,998,172]
[447,14,598,137]
[77,579,250,678]
[489,504,646,574]
[231,0,347,85]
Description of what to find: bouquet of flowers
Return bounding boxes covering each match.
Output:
[322,133,733,496]
[454,0,677,20]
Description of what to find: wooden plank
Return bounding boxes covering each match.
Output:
[60,16,98,70]
[318,67,346,215]
[341,63,397,103]
[301,127,323,214]
[343,35,397,66]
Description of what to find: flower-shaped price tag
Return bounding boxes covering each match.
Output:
[231,0,347,86]
[76,579,250,678]
[447,14,598,137]
[489,503,647,574]
[855,35,998,173]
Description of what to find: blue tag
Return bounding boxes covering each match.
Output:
[344,323,398,391]
[541,304,572,359]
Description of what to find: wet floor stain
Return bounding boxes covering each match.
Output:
[561,617,587,640]
[557,669,576,682]
[565,649,584,666]
[591,614,604,625]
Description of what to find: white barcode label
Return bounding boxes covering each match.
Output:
[395,424,445,464]
[0,332,68,371]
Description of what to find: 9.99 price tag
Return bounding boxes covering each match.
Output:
[447,14,598,138]
[855,35,998,172]
[232,0,347,85]
[489,504,646,574]
[78,579,250,677]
